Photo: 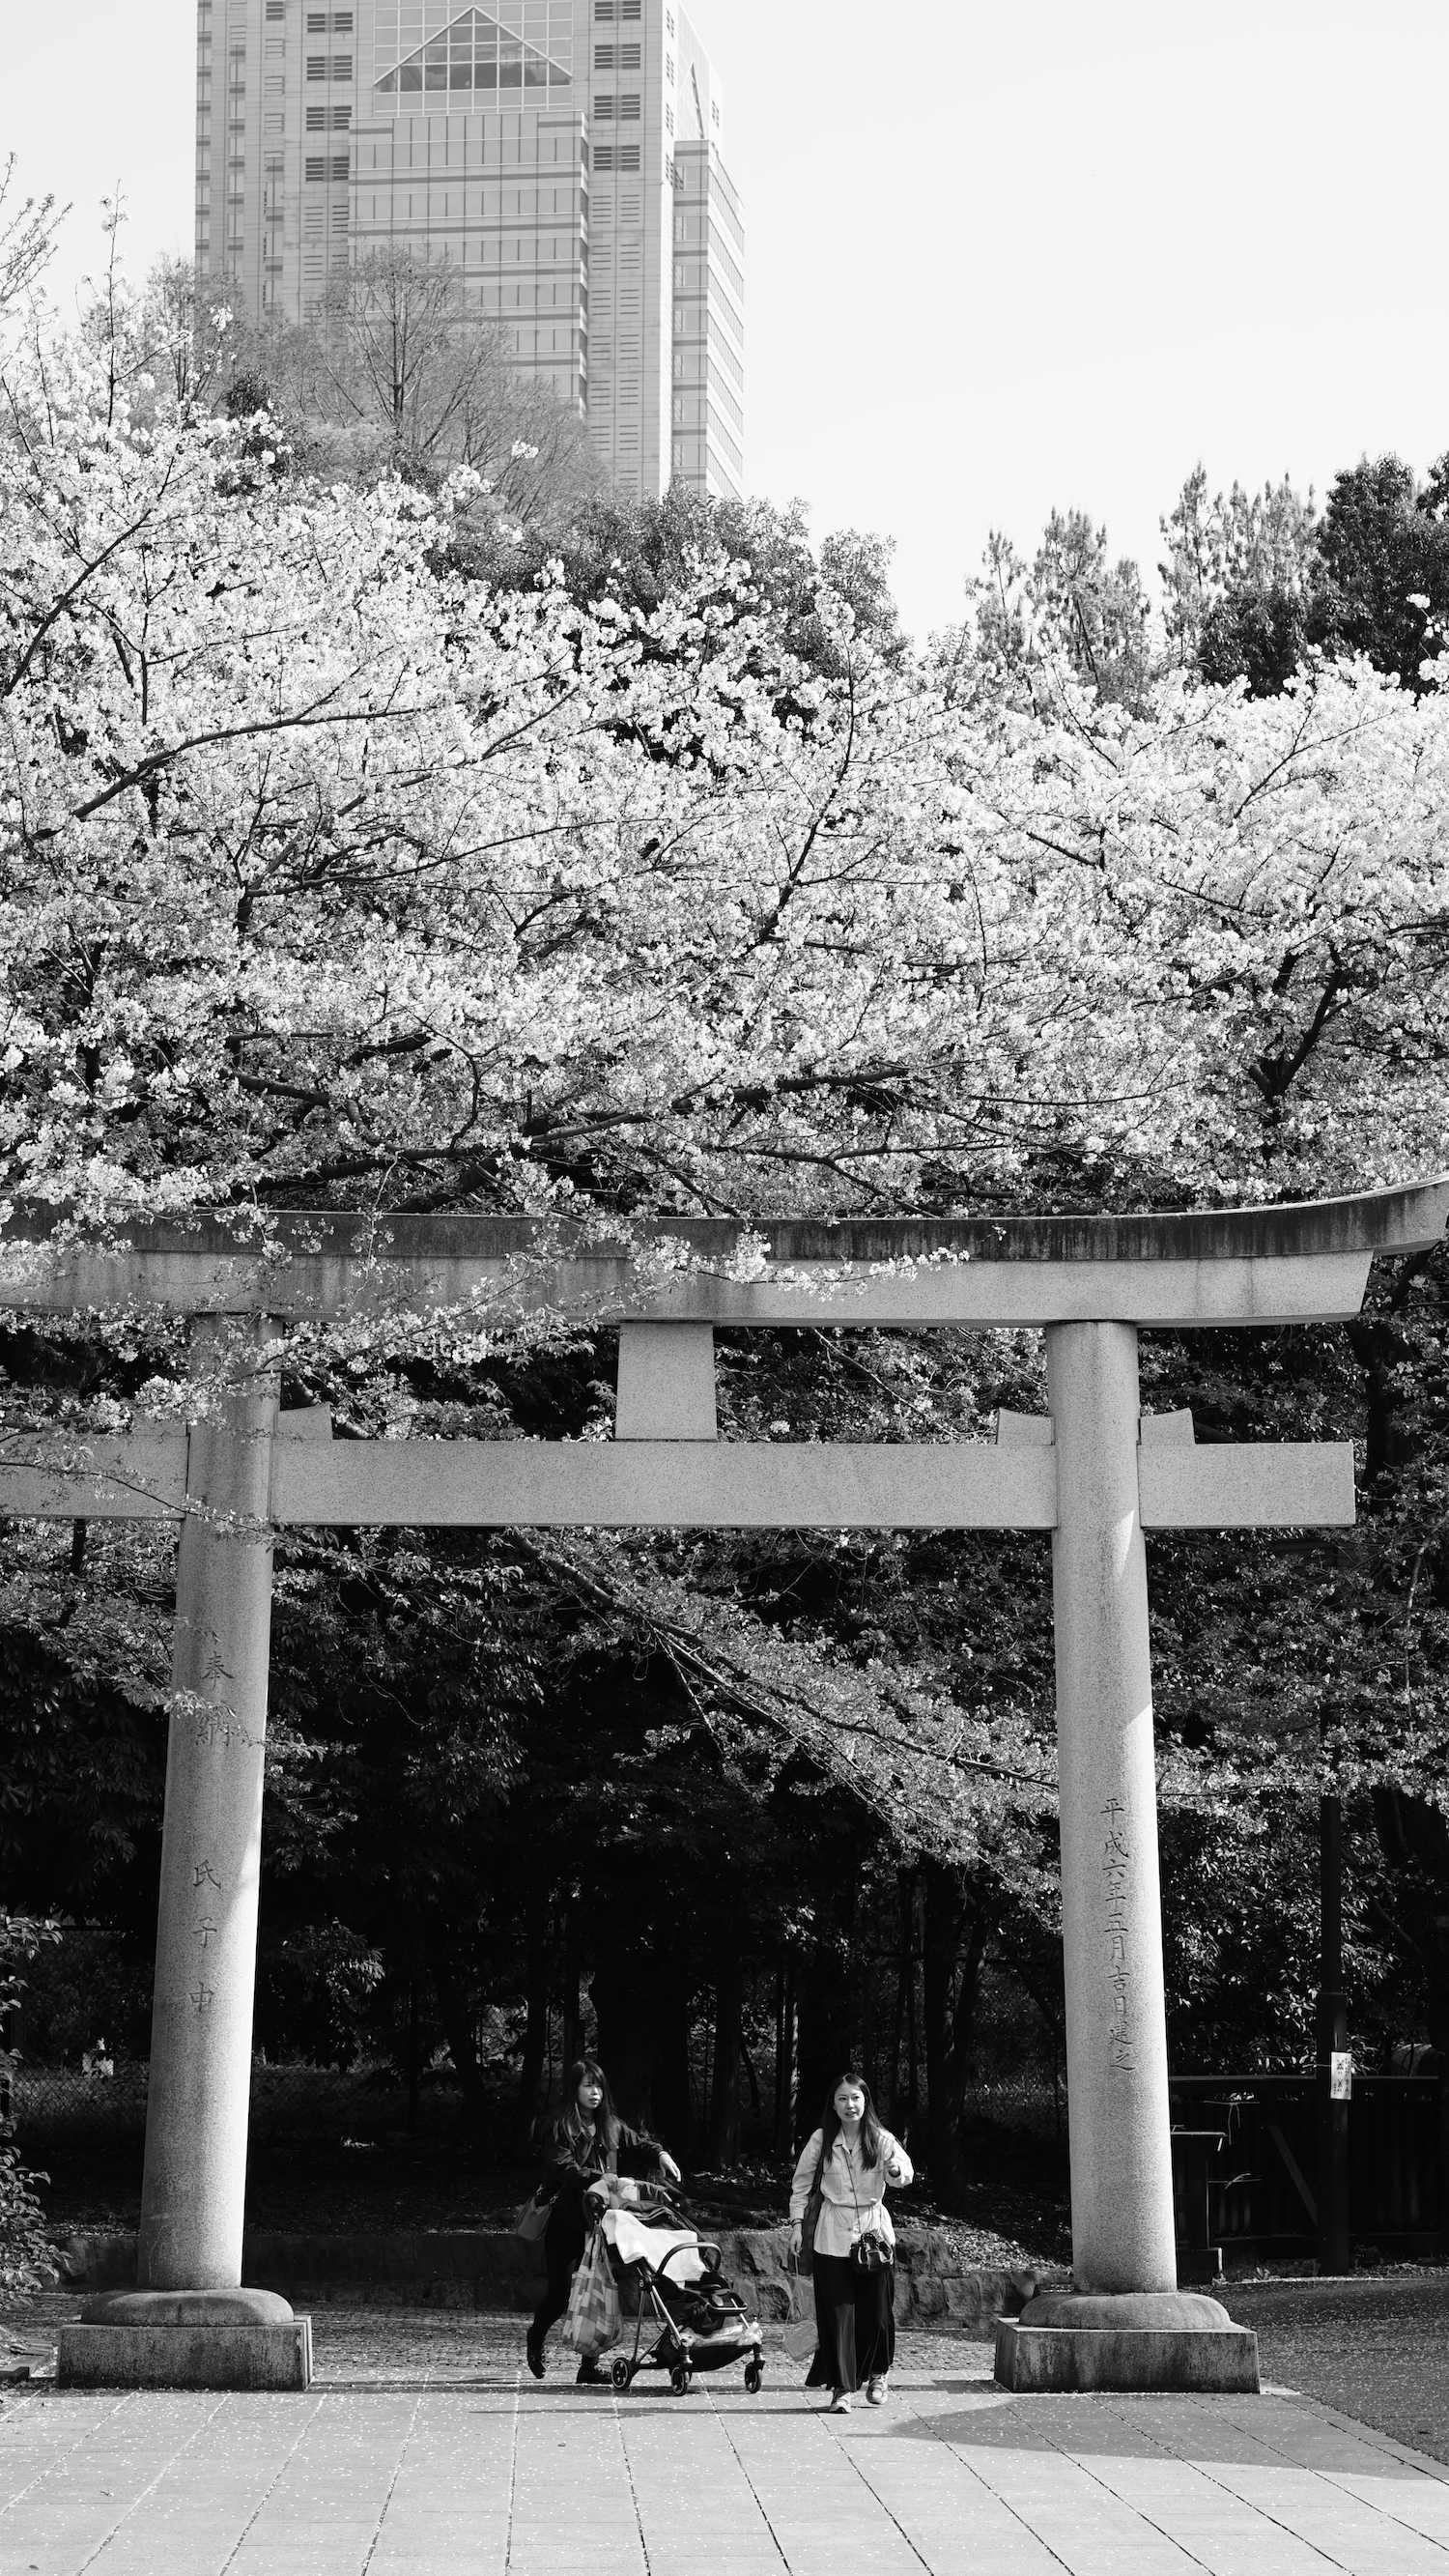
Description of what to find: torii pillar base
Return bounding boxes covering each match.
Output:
[58,2290,312,2391]
[995,2292,1259,2393]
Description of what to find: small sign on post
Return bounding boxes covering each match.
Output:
[1329,2050,1353,2102]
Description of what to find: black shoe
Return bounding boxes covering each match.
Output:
[575,2357,604,2386]
[526,2332,545,2382]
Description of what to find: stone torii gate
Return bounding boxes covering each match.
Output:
[4,1181,1444,2393]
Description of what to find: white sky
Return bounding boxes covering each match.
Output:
[11,0,1449,639]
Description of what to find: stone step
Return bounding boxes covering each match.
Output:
[57,2224,1043,2328]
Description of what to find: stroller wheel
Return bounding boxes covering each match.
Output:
[610,2358,632,2390]
[669,2363,692,2395]
[744,2361,763,2394]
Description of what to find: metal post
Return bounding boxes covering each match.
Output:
[1316,1791,1352,2275]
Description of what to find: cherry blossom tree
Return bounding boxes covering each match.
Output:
[5,296,1449,2192]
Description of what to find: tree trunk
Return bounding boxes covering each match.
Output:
[950,1903,988,2144]
[860,1927,877,2104]
[562,1903,584,2074]
[797,1935,852,2141]
[1372,1786,1449,2256]
[513,1890,551,2158]
[427,1937,487,2147]
[590,1930,657,2130]
[922,1860,969,2206]
[706,1932,744,2166]
[652,1943,695,2163]
[1347,1319,1413,1482]
[887,1877,908,2127]
[903,1875,920,2139]
[774,1958,796,2154]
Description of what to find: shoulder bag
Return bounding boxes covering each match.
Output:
[847,2147,895,2275]
[797,2132,828,2280]
[515,2185,552,2243]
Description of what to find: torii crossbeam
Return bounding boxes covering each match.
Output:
[4,1180,1444,2395]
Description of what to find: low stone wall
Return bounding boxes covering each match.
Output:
[60,2225,1041,2330]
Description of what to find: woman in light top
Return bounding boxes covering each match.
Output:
[788,2070,914,2413]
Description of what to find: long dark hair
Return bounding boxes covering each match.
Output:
[819,2069,883,2168]
[557,2057,621,2152]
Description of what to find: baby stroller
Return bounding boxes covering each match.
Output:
[585,2176,765,2396]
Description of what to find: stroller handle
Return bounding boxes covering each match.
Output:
[585,2176,678,2213]
[656,2240,723,2281]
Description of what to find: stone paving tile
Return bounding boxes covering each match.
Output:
[361,2390,516,2576]
[8,2340,1449,2574]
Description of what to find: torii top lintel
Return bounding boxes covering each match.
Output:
[2,1179,1445,1331]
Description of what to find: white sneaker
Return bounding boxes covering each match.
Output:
[867,2374,888,2406]
[829,2389,851,2415]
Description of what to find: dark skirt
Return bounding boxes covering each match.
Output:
[806,2250,895,2392]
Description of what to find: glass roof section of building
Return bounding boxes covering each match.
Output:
[377,8,571,93]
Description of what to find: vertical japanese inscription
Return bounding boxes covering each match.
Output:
[191,1857,222,1987]
[1101,1796,1134,2074]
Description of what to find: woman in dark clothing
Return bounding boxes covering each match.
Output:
[526,2057,680,2382]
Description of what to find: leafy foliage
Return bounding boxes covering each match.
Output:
[4,276,1449,2210]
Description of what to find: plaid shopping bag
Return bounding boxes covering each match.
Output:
[561,2228,622,2357]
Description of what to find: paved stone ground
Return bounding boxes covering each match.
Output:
[1226,2275,1449,2469]
[6,2318,1449,2573]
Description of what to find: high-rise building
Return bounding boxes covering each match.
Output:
[193,0,744,500]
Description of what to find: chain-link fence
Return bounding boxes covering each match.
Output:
[8,2059,491,2156]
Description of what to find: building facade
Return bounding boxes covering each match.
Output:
[193,0,744,499]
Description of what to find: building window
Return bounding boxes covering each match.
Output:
[617,144,639,169]
[666,53,673,79]
[265,0,284,15]
[620,94,639,118]
[665,104,673,134]
[594,0,612,14]
[595,93,614,116]
[307,103,326,126]
[306,54,326,75]
[594,144,613,169]
[594,43,613,65]
[621,0,640,15]
[712,101,720,124]
[377,14,570,99]
[332,103,350,125]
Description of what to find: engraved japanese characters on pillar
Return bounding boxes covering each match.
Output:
[1101,1797,1134,2075]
